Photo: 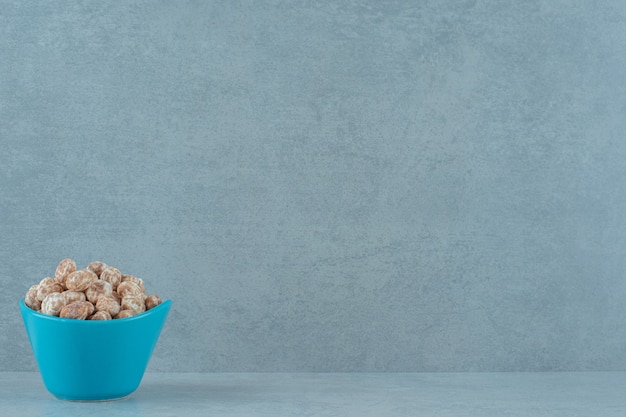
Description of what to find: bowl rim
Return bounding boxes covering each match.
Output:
[20,298,172,325]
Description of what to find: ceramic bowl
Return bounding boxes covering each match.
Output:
[20,298,171,401]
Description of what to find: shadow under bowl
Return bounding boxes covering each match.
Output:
[20,298,172,401]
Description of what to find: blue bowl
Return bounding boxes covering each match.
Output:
[20,298,171,401]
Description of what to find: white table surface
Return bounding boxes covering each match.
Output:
[2,371,625,416]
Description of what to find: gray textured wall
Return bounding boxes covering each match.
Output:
[2,1,626,372]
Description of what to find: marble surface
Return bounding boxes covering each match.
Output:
[2,372,626,416]
[3,1,626,374]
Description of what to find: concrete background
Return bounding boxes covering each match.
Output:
[2,1,626,372]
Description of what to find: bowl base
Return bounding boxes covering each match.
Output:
[55,393,134,402]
